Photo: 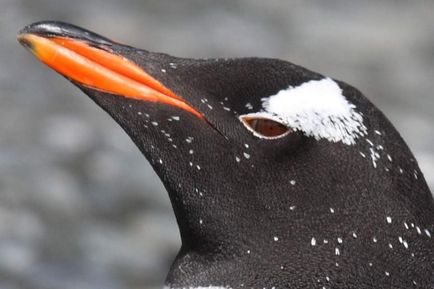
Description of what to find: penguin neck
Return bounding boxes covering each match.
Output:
[164,183,261,288]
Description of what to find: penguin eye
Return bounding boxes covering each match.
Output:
[240,115,292,139]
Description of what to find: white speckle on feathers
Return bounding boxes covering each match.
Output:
[311,237,317,246]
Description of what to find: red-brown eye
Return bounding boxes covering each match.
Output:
[240,115,292,139]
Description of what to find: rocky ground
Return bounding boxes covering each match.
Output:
[0,0,433,288]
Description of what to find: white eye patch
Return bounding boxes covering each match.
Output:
[243,78,367,145]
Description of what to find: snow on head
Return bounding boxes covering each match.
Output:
[260,78,367,145]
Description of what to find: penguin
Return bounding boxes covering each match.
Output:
[18,21,434,289]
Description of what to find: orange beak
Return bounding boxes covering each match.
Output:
[17,33,204,119]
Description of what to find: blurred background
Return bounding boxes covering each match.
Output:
[0,0,433,288]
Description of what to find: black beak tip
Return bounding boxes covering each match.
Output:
[19,21,60,36]
[18,21,114,46]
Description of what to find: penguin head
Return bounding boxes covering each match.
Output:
[19,21,433,288]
